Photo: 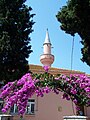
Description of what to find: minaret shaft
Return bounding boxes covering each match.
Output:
[43,44,51,54]
[40,29,54,67]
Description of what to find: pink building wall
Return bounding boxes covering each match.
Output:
[13,91,90,120]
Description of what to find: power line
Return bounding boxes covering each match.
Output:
[71,35,75,71]
[71,35,75,115]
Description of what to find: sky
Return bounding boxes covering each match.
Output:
[26,0,90,74]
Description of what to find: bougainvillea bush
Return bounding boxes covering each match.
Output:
[0,66,90,116]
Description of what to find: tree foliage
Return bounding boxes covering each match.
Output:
[0,0,35,84]
[56,0,90,66]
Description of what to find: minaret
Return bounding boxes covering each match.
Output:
[40,29,54,67]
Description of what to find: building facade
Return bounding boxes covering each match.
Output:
[11,64,90,120]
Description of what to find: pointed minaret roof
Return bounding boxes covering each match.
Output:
[44,29,51,45]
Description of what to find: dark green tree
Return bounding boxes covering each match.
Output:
[56,0,90,66]
[0,0,35,84]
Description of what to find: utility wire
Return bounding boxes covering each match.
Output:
[71,36,75,71]
[70,35,75,115]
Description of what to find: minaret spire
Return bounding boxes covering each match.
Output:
[44,28,51,45]
[40,29,54,67]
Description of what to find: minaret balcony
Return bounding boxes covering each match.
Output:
[40,54,54,66]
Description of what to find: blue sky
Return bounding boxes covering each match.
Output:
[26,0,90,74]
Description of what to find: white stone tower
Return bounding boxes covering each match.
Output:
[40,29,54,67]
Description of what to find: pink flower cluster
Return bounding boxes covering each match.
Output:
[0,72,51,116]
[0,66,90,116]
[0,73,36,115]
[35,86,51,97]
[59,74,90,106]
[43,66,49,72]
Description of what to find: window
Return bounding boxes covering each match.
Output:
[10,99,35,115]
[10,104,18,114]
[26,99,35,114]
[0,98,3,113]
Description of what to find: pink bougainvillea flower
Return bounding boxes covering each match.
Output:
[43,66,49,72]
